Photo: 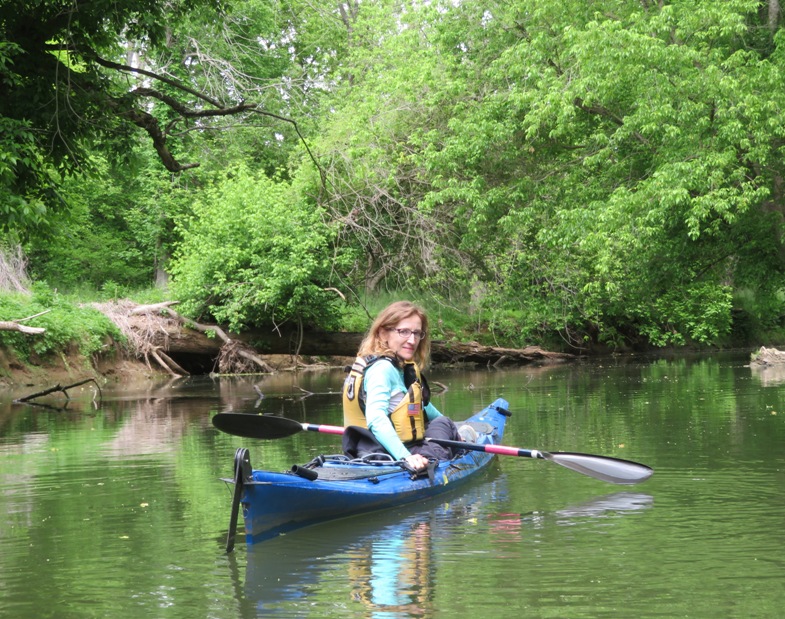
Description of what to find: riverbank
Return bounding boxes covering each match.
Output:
[1,335,579,399]
[0,343,356,398]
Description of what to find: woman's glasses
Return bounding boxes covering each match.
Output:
[388,328,426,340]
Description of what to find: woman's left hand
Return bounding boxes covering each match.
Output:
[404,453,429,470]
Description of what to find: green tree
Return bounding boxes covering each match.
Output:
[0,0,322,236]
[306,1,472,296]
[25,149,190,291]
[312,0,785,347]
[169,167,340,331]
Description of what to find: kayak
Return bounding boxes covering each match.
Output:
[223,397,511,546]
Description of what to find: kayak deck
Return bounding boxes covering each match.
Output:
[225,397,511,546]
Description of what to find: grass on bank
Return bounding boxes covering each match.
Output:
[0,285,500,375]
[0,284,124,366]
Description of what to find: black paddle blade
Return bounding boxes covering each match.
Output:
[212,413,302,439]
[545,452,653,485]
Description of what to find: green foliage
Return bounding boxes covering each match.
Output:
[170,167,340,330]
[732,287,785,341]
[25,149,188,291]
[1,0,315,236]
[6,0,785,353]
[0,285,122,362]
[307,1,470,294]
[326,0,785,349]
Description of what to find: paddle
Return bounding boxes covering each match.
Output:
[212,413,653,485]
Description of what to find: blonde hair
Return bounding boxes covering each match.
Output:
[357,301,431,368]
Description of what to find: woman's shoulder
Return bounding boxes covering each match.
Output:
[364,356,401,380]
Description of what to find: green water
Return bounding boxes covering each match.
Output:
[1,351,783,618]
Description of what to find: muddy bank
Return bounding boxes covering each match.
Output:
[1,335,575,396]
[0,345,352,397]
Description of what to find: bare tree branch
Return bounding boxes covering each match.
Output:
[88,51,326,181]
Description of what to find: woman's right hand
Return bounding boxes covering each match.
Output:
[405,453,429,470]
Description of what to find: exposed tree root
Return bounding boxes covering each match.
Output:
[92,300,275,375]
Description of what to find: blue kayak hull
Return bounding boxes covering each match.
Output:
[237,397,511,545]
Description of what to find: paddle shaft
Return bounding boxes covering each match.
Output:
[297,422,652,485]
[303,422,344,435]
[423,436,541,459]
[212,413,653,484]
[301,423,540,457]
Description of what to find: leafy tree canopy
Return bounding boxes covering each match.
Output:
[0,0,327,235]
[310,0,785,347]
[6,0,785,350]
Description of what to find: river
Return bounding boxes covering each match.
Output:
[1,351,783,618]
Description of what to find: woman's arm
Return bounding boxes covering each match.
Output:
[424,400,442,420]
[363,361,410,460]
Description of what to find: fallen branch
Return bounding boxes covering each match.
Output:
[129,301,181,315]
[14,378,102,403]
[154,348,189,376]
[16,309,52,322]
[161,307,275,374]
[150,348,184,377]
[0,321,46,335]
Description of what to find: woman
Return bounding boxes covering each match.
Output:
[342,301,470,471]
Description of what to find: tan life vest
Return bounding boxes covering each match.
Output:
[342,355,429,443]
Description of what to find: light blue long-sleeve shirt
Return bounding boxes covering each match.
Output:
[363,359,442,460]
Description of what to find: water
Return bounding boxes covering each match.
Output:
[1,352,784,618]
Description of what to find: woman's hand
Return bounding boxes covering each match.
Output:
[404,453,429,470]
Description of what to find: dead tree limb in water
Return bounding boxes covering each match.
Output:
[14,378,102,403]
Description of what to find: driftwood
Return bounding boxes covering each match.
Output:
[103,301,275,375]
[118,323,575,366]
[156,307,275,374]
[0,320,46,335]
[751,346,785,366]
[750,347,785,386]
[0,310,51,334]
[430,342,574,366]
[129,301,181,315]
[14,378,102,404]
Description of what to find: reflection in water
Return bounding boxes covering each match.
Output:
[239,479,653,618]
[555,491,654,519]
[486,492,653,547]
[241,475,505,617]
[5,354,785,619]
[25,374,343,458]
[347,519,434,617]
[749,362,785,386]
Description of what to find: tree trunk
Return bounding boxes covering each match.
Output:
[124,319,574,367]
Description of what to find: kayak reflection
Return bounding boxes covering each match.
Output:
[242,473,508,616]
[240,485,653,616]
[555,491,653,520]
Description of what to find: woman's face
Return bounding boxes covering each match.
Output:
[383,314,424,362]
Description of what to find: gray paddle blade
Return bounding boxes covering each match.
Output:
[545,451,654,485]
